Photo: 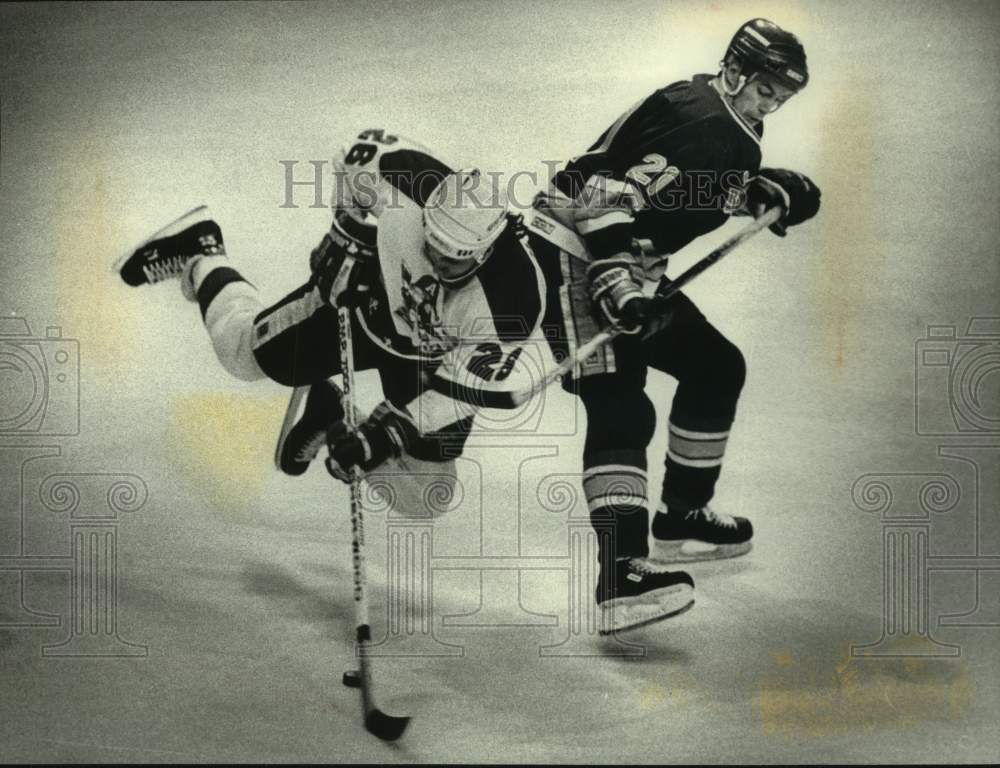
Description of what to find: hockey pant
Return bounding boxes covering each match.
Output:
[534,238,746,559]
[188,257,470,518]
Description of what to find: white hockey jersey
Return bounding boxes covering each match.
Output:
[334,128,548,433]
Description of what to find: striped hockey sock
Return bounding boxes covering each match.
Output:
[582,460,650,561]
[661,420,730,511]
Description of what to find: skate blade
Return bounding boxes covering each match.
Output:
[112,205,211,274]
[649,538,752,564]
[274,385,309,470]
[599,584,695,634]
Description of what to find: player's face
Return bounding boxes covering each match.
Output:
[423,241,478,283]
[733,76,798,123]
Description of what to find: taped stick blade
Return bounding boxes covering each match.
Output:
[365,708,411,742]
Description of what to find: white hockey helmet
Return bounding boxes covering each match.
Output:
[423,170,508,267]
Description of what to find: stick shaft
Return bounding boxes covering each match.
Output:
[334,272,410,741]
[337,301,374,716]
[653,206,781,306]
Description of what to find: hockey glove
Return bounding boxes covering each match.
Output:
[746,168,822,236]
[642,275,678,337]
[325,401,419,482]
[310,208,378,302]
[589,261,652,333]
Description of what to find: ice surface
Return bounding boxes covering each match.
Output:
[1,1,998,763]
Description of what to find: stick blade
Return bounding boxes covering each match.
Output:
[365,708,411,742]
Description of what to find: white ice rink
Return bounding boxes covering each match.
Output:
[2,1,998,763]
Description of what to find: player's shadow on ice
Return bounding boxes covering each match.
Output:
[241,562,352,628]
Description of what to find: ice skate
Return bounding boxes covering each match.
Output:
[650,505,753,564]
[597,558,695,634]
[274,379,345,476]
[113,205,225,296]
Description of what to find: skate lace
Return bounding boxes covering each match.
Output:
[142,254,187,283]
[687,505,737,529]
[628,557,670,575]
[294,431,327,462]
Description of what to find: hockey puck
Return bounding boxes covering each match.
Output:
[342,669,361,688]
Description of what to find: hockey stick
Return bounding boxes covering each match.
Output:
[332,301,411,742]
[425,207,782,409]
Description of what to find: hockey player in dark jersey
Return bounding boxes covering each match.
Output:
[114,128,546,518]
[524,18,822,632]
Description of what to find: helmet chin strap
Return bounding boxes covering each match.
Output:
[425,242,494,287]
[439,247,494,286]
[718,60,757,96]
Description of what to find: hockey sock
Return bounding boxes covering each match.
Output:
[191,256,253,320]
[583,459,649,561]
[660,419,730,511]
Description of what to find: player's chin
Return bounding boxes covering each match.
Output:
[438,263,478,285]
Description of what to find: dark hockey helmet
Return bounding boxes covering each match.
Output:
[726,18,808,91]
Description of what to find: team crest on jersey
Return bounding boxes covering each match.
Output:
[723,171,753,214]
[396,263,452,356]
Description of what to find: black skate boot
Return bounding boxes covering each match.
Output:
[597,558,695,634]
[650,505,753,564]
[113,206,225,291]
[274,380,345,476]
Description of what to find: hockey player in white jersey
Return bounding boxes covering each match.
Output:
[114,128,546,519]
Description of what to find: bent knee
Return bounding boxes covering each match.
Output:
[716,338,746,393]
[204,283,266,382]
[580,377,656,451]
[684,335,746,396]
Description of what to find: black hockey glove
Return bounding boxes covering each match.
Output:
[325,402,419,482]
[635,275,677,338]
[311,208,378,302]
[589,260,650,334]
[746,168,821,237]
[618,296,661,329]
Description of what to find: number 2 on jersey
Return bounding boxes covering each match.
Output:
[343,129,399,166]
[357,128,397,145]
[625,153,681,206]
[467,344,522,382]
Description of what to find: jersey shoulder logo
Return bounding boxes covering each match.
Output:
[722,170,753,214]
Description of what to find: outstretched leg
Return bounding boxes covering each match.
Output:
[114,206,267,381]
[115,206,380,387]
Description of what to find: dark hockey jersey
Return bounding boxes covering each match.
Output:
[551,74,763,260]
